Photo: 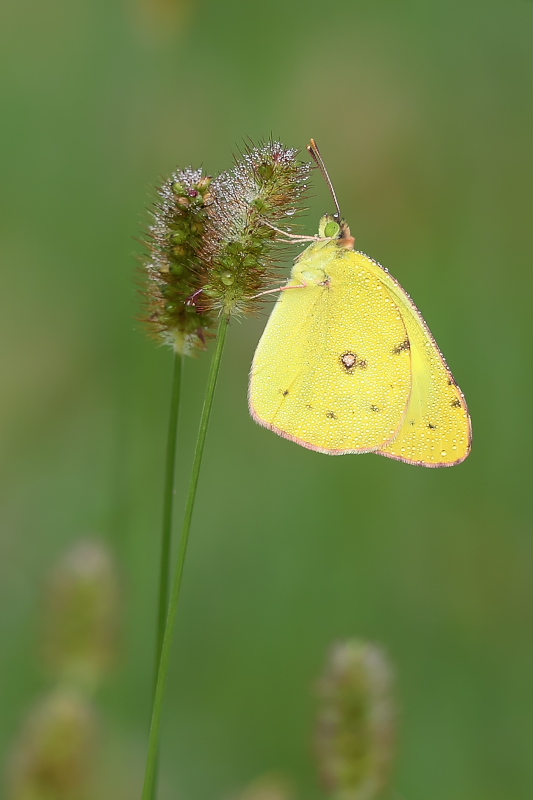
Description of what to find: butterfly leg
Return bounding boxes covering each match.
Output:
[186,288,204,305]
[260,219,330,243]
[251,283,307,300]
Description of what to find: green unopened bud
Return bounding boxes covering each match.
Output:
[257,162,275,182]
[7,689,96,800]
[315,641,395,800]
[220,270,234,286]
[252,197,269,213]
[42,539,119,692]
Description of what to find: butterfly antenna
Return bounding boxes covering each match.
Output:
[307,139,342,222]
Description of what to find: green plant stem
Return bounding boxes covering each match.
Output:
[150,351,182,800]
[154,350,183,689]
[142,314,230,800]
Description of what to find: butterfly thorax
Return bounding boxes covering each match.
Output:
[291,214,354,286]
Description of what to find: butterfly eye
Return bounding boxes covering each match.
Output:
[324,220,340,238]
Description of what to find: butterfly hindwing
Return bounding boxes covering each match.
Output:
[354,251,472,466]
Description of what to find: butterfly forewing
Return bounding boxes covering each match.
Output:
[249,246,412,454]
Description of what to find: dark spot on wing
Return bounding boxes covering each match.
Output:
[340,351,357,370]
[305,403,313,409]
[428,423,437,430]
[409,420,416,426]
[370,404,380,413]
[339,351,368,373]
[282,389,289,397]
[392,339,410,355]
[326,411,337,419]
[451,398,461,408]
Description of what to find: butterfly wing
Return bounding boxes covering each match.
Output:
[249,247,413,454]
[355,251,472,466]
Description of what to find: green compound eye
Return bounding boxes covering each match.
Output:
[324,220,340,238]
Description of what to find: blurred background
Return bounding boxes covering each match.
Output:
[1,0,533,798]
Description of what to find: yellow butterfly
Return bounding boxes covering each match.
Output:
[249,140,471,467]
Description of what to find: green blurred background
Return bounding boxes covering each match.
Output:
[1,0,533,797]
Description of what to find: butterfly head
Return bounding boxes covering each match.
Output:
[318,214,354,249]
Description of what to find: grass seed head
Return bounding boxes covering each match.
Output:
[144,168,217,354]
[41,539,120,692]
[315,641,396,800]
[142,142,310,344]
[7,689,97,800]
[201,141,310,316]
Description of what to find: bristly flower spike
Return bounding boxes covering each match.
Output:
[202,141,310,316]
[7,689,97,800]
[315,641,396,800]
[41,539,120,693]
[144,168,216,355]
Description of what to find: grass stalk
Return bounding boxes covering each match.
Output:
[149,350,182,797]
[154,350,183,686]
[142,314,230,800]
